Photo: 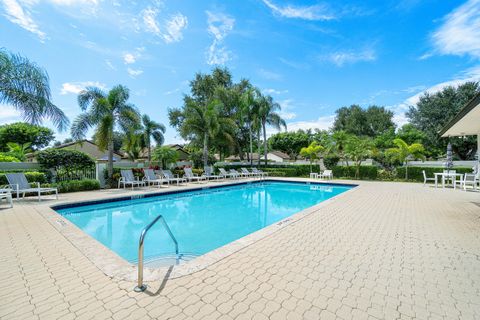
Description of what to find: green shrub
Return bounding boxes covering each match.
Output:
[215,164,313,177]
[332,166,378,180]
[0,171,48,185]
[45,179,100,193]
[0,153,20,162]
[396,166,472,182]
[37,148,95,181]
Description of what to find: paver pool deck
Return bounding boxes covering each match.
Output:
[0,178,479,320]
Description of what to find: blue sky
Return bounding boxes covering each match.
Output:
[1,0,480,144]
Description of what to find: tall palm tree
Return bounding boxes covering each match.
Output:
[71,85,140,184]
[122,129,143,162]
[0,49,69,131]
[258,94,286,165]
[169,97,235,168]
[240,88,260,165]
[140,114,166,165]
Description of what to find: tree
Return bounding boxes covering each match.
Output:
[122,130,142,161]
[300,141,324,173]
[258,94,286,165]
[268,130,310,159]
[169,68,236,168]
[396,124,426,145]
[386,138,425,180]
[345,136,373,178]
[240,87,260,165]
[332,131,352,166]
[152,146,179,169]
[71,85,140,185]
[0,49,69,131]
[406,82,479,159]
[6,142,32,161]
[140,114,166,164]
[333,105,395,137]
[0,122,54,151]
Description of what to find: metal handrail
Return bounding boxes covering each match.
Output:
[134,214,179,292]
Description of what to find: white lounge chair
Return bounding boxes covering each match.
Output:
[5,173,58,202]
[218,168,236,179]
[240,168,255,178]
[0,189,13,208]
[252,168,268,178]
[143,169,165,188]
[204,166,222,180]
[118,170,145,189]
[461,173,477,191]
[184,168,207,183]
[422,170,435,186]
[319,170,333,180]
[161,170,187,186]
[229,169,243,179]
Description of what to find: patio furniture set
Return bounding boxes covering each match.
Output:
[423,169,479,191]
[309,170,333,180]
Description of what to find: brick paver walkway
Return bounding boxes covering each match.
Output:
[1,180,479,319]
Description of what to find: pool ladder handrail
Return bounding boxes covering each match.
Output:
[134,214,179,292]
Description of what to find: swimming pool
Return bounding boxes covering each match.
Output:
[56,181,353,265]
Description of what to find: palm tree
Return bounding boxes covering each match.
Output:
[240,88,260,165]
[140,114,166,165]
[258,94,286,165]
[71,85,140,185]
[332,131,351,166]
[122,130,142,162]
[386,138,425,180]
[300,141,324,173]
[169,97,235,168]
[0,49,69,131]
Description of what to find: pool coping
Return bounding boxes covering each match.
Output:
[36,178,359,285]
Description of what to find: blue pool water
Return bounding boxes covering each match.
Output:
[56,181,352,263]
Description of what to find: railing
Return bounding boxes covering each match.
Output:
[134,214,179,292]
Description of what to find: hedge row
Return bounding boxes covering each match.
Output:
[45,179,100,193]
[216,164,313,177]
[332,166,378,180]
[396,166,473,182]
[0,171,48,185]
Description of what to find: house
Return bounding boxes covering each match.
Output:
[26,140,124,162]
[225,151,291,163]
[164,144,190,161]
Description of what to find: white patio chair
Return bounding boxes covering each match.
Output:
[320,170,333,180]
[143,169,165,188]
[462,173,477,191]
[217,168,234,179]
[5,173,57,202]
[204,166,222,181]
[240,168,256,178]
[118,170,145,189]
[161,170,186,186]
[422,170,435,186]
[252,168,268,178]
[229,169,243,179]
[0,189,13,208]
[183,168,207,183]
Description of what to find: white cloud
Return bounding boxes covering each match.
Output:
[263,88,288,95]
[321,48,376,67]
[261,0,334,21]
[388,65,480,127]
[127,67,143,78]
[432,0,480,58]
[123,53,136,64]
[48,0,99,5]
[162,13,188,43]
[141,6,188,44]
[60,81,106,95]
[0,104,20,121]
[105,59,116,70]
[142,7,161,35]
[2,0,46,40]
[277,99,296,120]
[258,68,282,81]
[206,11,235,65]
[284,115,335,133]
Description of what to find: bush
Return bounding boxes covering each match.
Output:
[396,166,473,182]
[215,164,313,177]
[37,148,95,180]
[46,179,100,193]
[332,166,378,180]
[323,155,340,169]
[0,171,48,185]
[0,154,20,162]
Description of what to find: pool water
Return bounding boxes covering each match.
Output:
[57,181,352,263]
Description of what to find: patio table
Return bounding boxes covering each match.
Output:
[434,172,464,189]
